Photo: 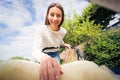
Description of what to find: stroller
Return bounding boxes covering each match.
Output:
[60,46,84,64]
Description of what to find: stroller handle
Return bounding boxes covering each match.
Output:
[60,46,84,61]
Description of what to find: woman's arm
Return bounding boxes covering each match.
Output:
[32,27,47,63]
[60,41,71,49]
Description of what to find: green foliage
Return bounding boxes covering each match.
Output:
[84,29,120,69]
[81,3,116,29]
[63,13,102,46]
[10,56,30,61]
[62,3,119,69]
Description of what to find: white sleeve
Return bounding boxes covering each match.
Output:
[32,27,47,63]
[60,27,67,46]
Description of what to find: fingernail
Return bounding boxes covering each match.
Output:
[56,75,60,79]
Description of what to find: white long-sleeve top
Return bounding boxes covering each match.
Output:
[32,25,67,62]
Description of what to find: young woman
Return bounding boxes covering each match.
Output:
[32,2,71,80]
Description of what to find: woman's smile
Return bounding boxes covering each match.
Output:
[48,6,62,28]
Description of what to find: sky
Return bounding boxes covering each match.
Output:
[0,0,90,60]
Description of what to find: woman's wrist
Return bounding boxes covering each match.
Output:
[40,55,51,63]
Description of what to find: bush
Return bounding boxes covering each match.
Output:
[84,29,120,69]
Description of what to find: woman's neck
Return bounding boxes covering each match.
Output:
[49,25,60,31]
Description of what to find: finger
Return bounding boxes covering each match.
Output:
[53,59,63,74]
[53,65,61,80]
[52,59,63,80]
[47,60,55,80]
[51,59,61,80]
[40,62,48,80]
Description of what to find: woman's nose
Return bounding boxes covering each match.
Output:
[53,16,57,20]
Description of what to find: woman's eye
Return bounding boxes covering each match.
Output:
[49,13,62,18]
[57,14,61,17]
[50,13,54,17]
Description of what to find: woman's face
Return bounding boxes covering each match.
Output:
[48,6,62,27]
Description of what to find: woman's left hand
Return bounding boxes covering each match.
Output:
[64,43,71,49]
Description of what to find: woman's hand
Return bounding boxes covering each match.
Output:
[40,55,63,80]
[64,43,71,49]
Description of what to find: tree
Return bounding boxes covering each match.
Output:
[63,13,102,46]
[81,3,116,29]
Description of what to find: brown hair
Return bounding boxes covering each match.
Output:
[45,3,64,28]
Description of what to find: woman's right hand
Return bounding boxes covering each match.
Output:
[40,55,63,80]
